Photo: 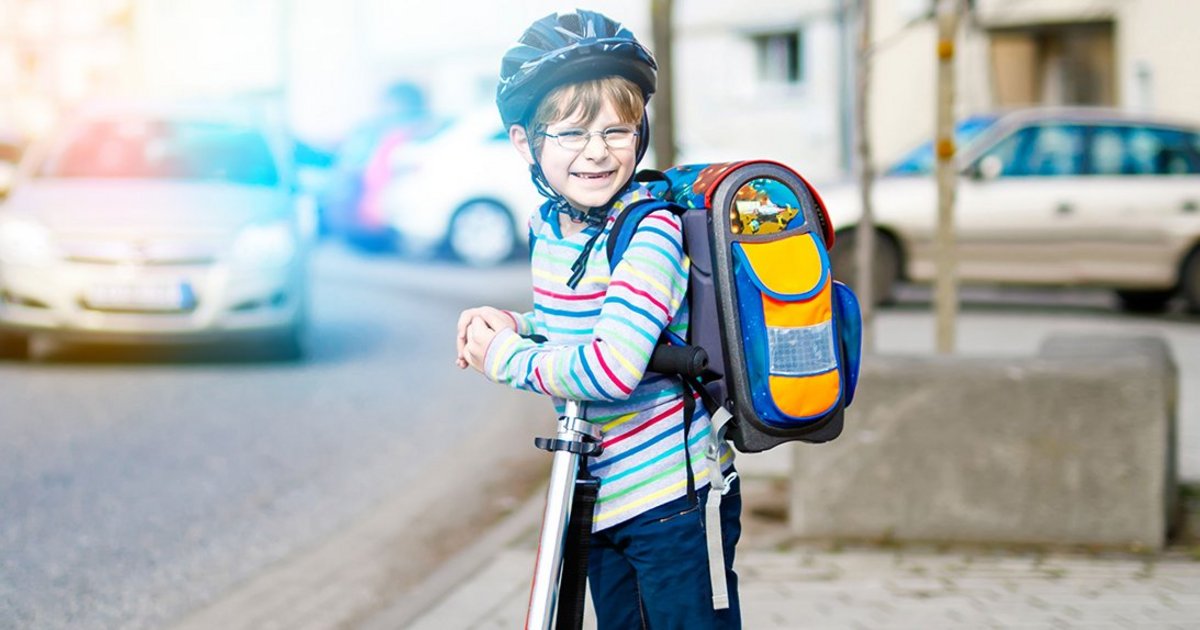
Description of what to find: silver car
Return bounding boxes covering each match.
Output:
[0,103,308,359]
[822,108,1200,312]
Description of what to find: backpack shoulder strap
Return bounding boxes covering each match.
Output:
[606,198,686,273]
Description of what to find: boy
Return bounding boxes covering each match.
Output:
[456,10,740,628]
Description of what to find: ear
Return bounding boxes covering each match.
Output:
[506,124,535,164]
[509,125,535,166]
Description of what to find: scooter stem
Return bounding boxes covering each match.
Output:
[525,401,601,630]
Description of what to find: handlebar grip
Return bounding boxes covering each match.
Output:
[647,344,709,379]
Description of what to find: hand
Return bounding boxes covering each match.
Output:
[463,316,499,373]
[456,306,515,369]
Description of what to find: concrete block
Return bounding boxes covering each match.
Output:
[789,334,1178,549]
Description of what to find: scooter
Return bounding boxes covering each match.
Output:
[524,345,709,630]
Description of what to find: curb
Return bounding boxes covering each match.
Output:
[357,488,545,630]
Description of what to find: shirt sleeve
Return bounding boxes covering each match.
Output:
[483,210,688,401]
[502,310,536,336]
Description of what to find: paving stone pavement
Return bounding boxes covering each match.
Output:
[408,543,1200,629]
[399,456,1200,629]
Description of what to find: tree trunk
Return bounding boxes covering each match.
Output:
[853,0,876,352]
[650,0,675,167]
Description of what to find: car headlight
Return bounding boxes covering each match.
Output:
[230,222,297,268]
[0,219,57,266]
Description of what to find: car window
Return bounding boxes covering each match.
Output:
[1090,125,1200,175]
[887,114,999,175]
[41,118,280,186]
[979,124,1086,177]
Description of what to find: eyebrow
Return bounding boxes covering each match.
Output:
[548,121,635,131]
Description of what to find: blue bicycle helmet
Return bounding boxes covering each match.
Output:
[497,11,656,128]
[497,11,658,287]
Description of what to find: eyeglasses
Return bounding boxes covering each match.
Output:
[540,125,639,151]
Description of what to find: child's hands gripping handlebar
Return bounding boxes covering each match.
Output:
[456,306,517,371]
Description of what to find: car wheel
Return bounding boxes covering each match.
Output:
[1115,289,1174,313]
[1182,249,1200,314]
[0,330,30,360]
[830,228,901,306]
[447,200,517,267]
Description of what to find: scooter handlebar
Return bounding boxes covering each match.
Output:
[647,344,709,379]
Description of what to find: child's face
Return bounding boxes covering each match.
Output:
[511,99,638,211]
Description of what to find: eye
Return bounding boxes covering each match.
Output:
[555,129,587,139]
[603,127,635,138]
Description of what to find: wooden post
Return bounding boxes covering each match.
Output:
[853,0,876,353]
[650,0,676,167]
[934,0,961,354]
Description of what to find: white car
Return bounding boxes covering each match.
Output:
[0,101,308,359]
[380,108,542,266]
[820,108,1200,312]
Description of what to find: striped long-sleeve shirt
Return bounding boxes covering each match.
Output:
[483,184,734,530]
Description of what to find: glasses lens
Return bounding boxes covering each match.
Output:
[603,128,636,149]
[554,130,587,151]
[548,127,637,151]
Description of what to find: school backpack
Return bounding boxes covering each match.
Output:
[607,160,863,453]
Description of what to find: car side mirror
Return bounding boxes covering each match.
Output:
[970,155,1003,181]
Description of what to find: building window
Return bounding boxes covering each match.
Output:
[989,21,1115,107]
[753,30,804,86]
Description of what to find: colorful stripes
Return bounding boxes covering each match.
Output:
[480,184,734,530]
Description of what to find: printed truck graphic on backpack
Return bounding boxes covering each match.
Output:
[608,160,863,453]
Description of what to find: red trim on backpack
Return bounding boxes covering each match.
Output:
[698,160,836,249]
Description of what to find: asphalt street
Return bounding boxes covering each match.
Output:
[0,244,535,630]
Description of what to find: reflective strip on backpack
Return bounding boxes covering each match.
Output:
[767,322,838,377]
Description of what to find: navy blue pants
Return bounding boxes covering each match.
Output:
[587,474,742,629]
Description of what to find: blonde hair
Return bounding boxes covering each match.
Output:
[529,75,644,153]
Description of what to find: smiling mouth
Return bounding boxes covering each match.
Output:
[572,170,615,180]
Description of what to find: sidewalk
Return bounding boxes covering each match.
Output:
[395,464,1200,629]
[411,546,1200,629]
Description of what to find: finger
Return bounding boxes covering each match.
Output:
[457,309,474,333]
[471,316,495,333]
[483,307,517,330]
[458,308,486,336]
[478,310,512,331]
[457,309,482,355]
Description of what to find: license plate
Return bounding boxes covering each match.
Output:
[83,282,195,312]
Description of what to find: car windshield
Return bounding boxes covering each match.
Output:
[39,118,280,186]
[886,115,1000,176]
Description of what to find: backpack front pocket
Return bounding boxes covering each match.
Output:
[732,233,843,427]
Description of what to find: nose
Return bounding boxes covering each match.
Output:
[581,133,610,159]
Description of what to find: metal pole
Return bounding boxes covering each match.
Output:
[853,0,876,353]
[934,0,961,355]
[526,401,599,630]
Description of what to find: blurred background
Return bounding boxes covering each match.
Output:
[2,1,1200,629]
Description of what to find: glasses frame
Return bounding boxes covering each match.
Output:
[539,126,640,152]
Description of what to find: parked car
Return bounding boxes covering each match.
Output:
[820,107,1200,312]
[316,82,446,250]
[0,101,309,359]
[379,107,542,266]
[316,117,447,249]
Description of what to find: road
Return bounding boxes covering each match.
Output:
[1,246,1197,630]
[0,245,537,630]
